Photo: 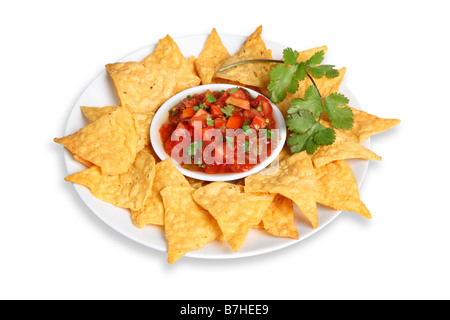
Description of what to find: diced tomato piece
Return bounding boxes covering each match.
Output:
[243,108,262,120]
[227,115,244,129]
[176,122,188,131]
[183,99,198,109]
[252,96,273,117]
[181,107,196,119]
[193,108,209,118]
[214,117,227,130]
[202,126,216,142]
[214,93,228,108]
[190,109,211,127]
[210,105,223,117]
[230,88,250,100]
[251,115,266,130]
[225,96,250,110]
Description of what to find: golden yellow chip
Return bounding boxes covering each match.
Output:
[245,151,319,228]
[195,28,230,84]
[141,34,189,68]
[54,105,138,175]
[261,195,299,239]
[192,182,275,251]
[130,159,190,227]
[276,67,346,118]
[315,160,371,219]
[160,185,221,264]
[65,149,156,210]
[186,177,207,189]
[338,107,401,143]
[73,154,94,167]
[80,106,117,123]
[310,128,382,168]
[106,61,200,114]
[295,46,328,64]
[81,106,154,152]
[214,25,273,89]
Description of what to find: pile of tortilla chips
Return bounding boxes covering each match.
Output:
[54,26,400,263]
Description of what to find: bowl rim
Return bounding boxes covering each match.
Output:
[150,83,287,182]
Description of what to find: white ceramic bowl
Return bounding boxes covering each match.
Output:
[150,84,286,182]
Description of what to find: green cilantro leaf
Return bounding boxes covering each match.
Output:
[226,136,234,149]
[308,64,339,79]
[268,64,299,103]
[323,93,353,129]
[286,110,317,134]
[288,86,323,117]
[229,87,239,94]
[283,48,299,66]
[243,140,250,153]
[305,51,325,66]
[206,94,217,103]
[186,141,203,157]
[220,105,235,118]
[313,124,336,146]
[206,117,214,127]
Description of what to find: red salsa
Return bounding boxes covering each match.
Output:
[159,87,278,174]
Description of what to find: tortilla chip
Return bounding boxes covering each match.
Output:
[295,46,328,64]
[277,67,346,118]
[54,105,138,175]
[160,186,221,264]
[187,55,198,76]
[245,151,319,228]
[338,107,401,143]
[81,106,117,123]
[106,61,200,114]
[73,154,94,167]
[65,149,156,210]
[195,28,230,84]
[214,25,273,89]
[186,177,207,189]
[81,106,153,152]
[192,182,275,251]
[130,159,190,227]
[315,160,371,219]
[141,34,188,68]
[310,128,382,168]
[261,195,298,239]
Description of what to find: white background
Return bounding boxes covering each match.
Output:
[1,0,449,300]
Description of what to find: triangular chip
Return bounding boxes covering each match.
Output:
[73,154,94,168]
[195,28,230,84]
[276,67,346,117]
[261,195,299,239]
[245,151,319,228]
[338,107,401,143]
[54,106,138,175]
[160,186,221,264]
[141,34,189,68]
[65,149,156,210]
[315,160,371,219]
[81,106,154,152]
[310,128,382,168]
[295,45,328,64]
[192,182,275,251]
[81,106,117,123]
[106,61,200,114]
[130,159,190,227]
[214,25,273,89]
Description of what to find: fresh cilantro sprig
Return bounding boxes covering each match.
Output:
[267,48,339,104]
[270,48,353,154]
[218,47,354,154]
